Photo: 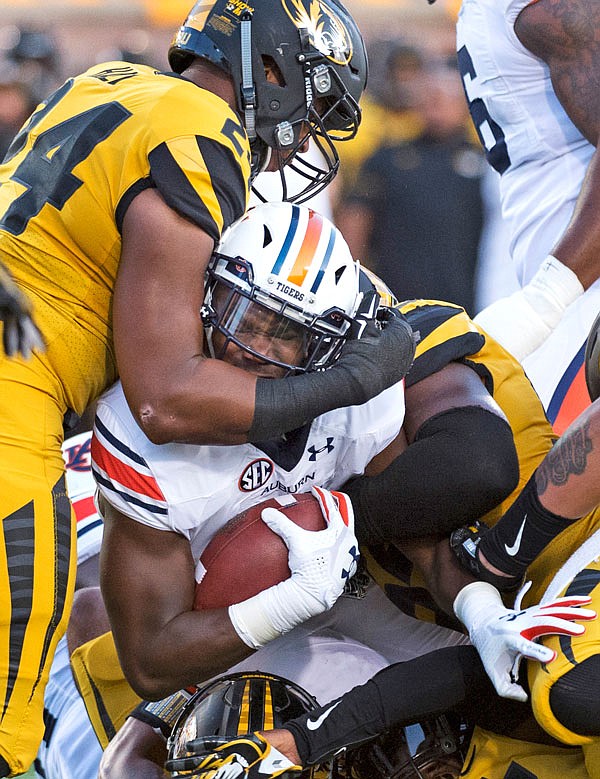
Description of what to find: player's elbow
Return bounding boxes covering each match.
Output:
[122,661,176,701]
[134,402,178,445]
[459,421,520,511]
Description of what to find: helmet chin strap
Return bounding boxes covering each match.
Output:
[240,12,257,142]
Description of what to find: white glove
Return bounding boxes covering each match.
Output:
[474,256,583,361]
[454,580,596,702]
[229,486,359,648]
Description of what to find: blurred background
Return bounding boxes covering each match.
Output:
[0,0,518,313]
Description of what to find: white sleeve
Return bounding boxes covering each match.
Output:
[91,402,171,532]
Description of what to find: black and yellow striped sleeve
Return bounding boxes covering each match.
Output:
[400,300,486,387]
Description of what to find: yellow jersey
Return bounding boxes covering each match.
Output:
[0,62,251,414]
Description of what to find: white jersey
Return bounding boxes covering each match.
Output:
[457,0,592,282]
[92,379,406,567]
[457,0,600,426]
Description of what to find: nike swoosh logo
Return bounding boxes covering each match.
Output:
[504,515,527,556]
[306,701,341,730]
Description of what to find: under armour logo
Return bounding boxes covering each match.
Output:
[342,545,360,581]
[307,437,335,461]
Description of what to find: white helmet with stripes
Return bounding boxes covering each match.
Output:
[202,202,362,374]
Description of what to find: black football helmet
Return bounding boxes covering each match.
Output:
[585,310,600,402]
[346,715,468,779]
[165,672,319,777]
[168,0,368,202]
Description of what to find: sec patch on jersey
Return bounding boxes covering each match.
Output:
[194,493,326,610]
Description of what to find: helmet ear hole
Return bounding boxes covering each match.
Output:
[263,224,273,247]
[262,55,286,87]
[335,266,346,284]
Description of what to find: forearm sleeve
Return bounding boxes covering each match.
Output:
[345,406,519,544]
[248,310,416,442]
[248,370,361,443]
[287,645,528,766]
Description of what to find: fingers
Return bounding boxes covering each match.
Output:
[513,580,533,610]
[540,595,594,611]
[497,678,528,702]
[19,315,45,357]
[311,485,354,531]
[2,313,45,359]
[520,621,586,642]
[261,507,299,547]
[2,315,18,357]
[541,605,597,622]
[514,636,557,663]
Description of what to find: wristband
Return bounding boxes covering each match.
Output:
[453,581,503,632]
[522,255,584,326]
[228,596,281,649]
[228,577,324,649]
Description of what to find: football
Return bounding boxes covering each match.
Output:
[194,492,326,610]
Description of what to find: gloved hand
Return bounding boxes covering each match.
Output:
[474,255,583,361]
[454,580,596,702]
[229,486,359,648]
[0,262,44,359]
[164,733,301,779]
[333,306,418,403]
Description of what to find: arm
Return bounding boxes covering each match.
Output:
[99,497,253,700]
[466,397,600,581]
[473,1,600,358]
[115,189,415,447]
[515,0,600,290]
[346,361,519,544]
[98,718,167,779]
[115,188,257,446]
[99,486,358,700]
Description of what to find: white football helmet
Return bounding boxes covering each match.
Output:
[202,202,362,374]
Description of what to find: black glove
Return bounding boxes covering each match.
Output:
[0,262,44,359]
[332,305,418,405]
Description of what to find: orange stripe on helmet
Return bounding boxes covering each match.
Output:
[287,210,323,287]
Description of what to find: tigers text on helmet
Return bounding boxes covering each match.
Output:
[168,0,368,202]
[202,201,363,375]
[165,672,317,778]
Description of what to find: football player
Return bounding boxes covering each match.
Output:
[189,402,600,779]
[93,224,594,778]
[22,201,449,779]
[162,339,600,779]
[0,2,422,774]
[32,428,107,779]
[449,0,600,433]
[81,201,455,737]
